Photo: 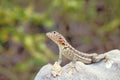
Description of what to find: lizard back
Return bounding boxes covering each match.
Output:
[46,31,98,64]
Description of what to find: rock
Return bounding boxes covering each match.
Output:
[34,49,120,80]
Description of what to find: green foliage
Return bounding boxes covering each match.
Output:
[50,0,96,22]
[0,1,56,80]
[81,36,93,44]
[98,19,120,34]
[0,66,18,80]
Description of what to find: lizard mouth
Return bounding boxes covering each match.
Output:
[46,33,49,36]
[46,33,51,38]
[46,32,54,40]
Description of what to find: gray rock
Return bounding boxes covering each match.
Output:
[34,49,120,80]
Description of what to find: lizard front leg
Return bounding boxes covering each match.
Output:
[51,48,62,77]
[67,55,79,73]
[58,48,63,64]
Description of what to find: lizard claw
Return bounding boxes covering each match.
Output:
[66,62,79,74]
[51,62,62,77]
[105,59,114,68]
[104,56,114,68]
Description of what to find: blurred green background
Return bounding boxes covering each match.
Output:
[0,0,120,80]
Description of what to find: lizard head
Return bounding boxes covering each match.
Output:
[46,31,67,46]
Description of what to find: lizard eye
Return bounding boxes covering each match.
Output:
[53,31,56,34]
[59,37,62,39]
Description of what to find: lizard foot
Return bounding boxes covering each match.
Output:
[104,56,114,68]
[66,62,79,74]
[51,61,62,77]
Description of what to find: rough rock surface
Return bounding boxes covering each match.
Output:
[34,49,120,80]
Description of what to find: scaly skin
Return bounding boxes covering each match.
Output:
[46,31,106,64]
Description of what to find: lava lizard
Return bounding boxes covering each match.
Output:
[46,31,109,65]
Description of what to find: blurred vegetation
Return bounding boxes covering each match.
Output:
[0,0,120,80]
[0,0,56,80]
